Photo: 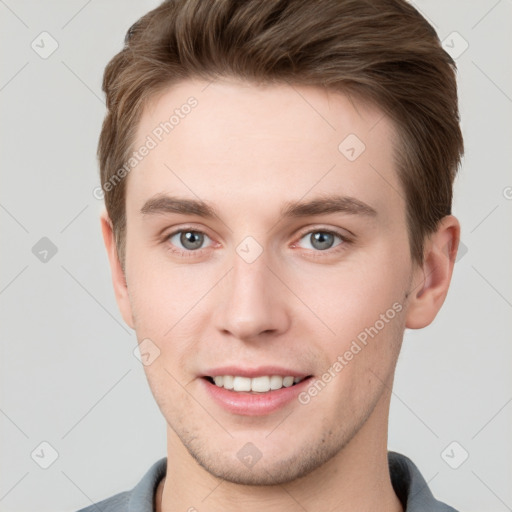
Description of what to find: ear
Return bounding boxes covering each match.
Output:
[405,215,460,329]
[100,209,135,330]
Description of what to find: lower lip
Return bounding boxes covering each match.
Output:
[201,377,313,416]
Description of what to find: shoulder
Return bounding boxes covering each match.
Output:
[73,457,167,512]
[75,490,130,512]
[388,451,461,512]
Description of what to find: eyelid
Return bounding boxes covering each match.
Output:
[163,223,215,241]
[296,222,355,238]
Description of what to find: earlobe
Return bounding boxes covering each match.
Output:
[405,215,460,329]
[100,210,135,330]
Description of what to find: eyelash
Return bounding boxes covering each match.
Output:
[163,225,352,258]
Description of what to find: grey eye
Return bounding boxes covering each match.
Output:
[169,230,209,251]
[299,231,342,251]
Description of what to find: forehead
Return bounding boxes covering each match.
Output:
[127,78,402,218]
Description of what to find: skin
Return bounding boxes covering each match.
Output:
[101,78,459,512]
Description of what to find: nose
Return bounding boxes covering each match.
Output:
[213,249,291,341]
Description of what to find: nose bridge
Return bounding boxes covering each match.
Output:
[214,242,290,340]
[231,244,269,299]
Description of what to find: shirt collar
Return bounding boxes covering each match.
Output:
[127,452,458,511]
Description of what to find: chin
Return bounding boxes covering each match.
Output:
[179,425,351,486]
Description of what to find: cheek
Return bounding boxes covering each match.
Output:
[310,299,405,422]
[126,245,210,332]
[297,248,408,392]
[126,250,215,373]
[297,255,407,340]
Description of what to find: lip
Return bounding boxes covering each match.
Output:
[202,366,309,379]
[200,374,313,416]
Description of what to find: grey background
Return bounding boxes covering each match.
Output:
[0,1,511,511]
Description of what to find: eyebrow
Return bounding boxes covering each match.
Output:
[281,195,377,218]
[140,193,377,220]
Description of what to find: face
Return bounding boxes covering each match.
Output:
[112,78,421,484]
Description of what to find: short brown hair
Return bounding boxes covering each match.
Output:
[98,0,463,269]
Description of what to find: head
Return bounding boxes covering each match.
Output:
[99,0,463,486]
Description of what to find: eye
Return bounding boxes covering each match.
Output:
[167,229,213,252]
[295,229,346,251]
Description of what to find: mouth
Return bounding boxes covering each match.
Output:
[201,372,314,416]
[200,366,314,415]
[202,374,313,393]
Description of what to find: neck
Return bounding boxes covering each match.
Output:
[157,395,403,512]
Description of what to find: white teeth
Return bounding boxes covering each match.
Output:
[233,376,251,392]
[269,375,283,390]
[210,375,305,392]
[282,376,294,387]
[251,376,270,392]
[223,375,234,390]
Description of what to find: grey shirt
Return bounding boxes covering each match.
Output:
[76,451,459,511]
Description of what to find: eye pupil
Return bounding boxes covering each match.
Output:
[311,232,334,250]
[180,231,204,250]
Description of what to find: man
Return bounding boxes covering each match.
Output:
[81,0,463,510]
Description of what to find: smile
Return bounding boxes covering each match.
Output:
[206,375,308,393]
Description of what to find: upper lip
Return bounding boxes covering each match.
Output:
[202,366,311,378]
